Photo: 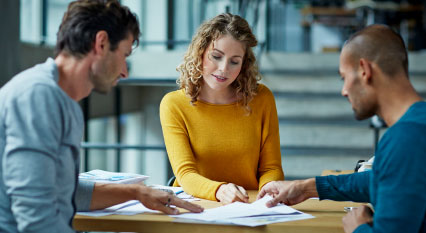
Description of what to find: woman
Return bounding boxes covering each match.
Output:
[160,13,284,204]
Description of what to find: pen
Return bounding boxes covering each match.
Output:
[175,190,184,195]
[344,207,357,212]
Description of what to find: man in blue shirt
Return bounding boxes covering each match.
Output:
[0,1,202,232]
[258,25,426,233]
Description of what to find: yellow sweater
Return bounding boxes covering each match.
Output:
[159,84,284,201]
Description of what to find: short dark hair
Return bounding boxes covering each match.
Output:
[55,0,140,58]
[344,24,408,77]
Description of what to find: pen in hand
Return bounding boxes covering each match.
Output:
[344,207,357,212]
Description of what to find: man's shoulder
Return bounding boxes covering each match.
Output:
[385,102,426,137]
[0,69,63,124]
[388,102,426,139]
[0,59,59,100]
[400,101,426,124]
[377,102,426,159]
[383,119,426,143]
[375,117,426,181]
[378,119,426,163]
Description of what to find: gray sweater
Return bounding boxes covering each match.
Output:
[0,58,94,233]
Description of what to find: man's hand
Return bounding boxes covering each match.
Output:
[257,179,318,207]
[215,183,249,204]
[342,205,373,233]
[89,183,203,214]
[135,186,204,215]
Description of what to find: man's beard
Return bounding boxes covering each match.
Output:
[89,70,113,94]
[353,104,376,121]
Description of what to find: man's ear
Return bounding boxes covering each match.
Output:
[93,31,109,56]
[359,58,373,84]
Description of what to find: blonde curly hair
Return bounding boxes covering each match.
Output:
[177,13,261,112]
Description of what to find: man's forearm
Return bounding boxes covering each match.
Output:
[315,172,370,202]
[90,183,140,210]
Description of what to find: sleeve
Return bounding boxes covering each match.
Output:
[2,85,75,233]
[75,180,95,211]
[257,87,284,189]
[159,95,225,201]
[315,172,370,202]
[353,123,426,233]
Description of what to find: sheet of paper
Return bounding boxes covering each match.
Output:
[175,201,260,221]
[250,195,301,214]
[173,213,314,227]
[149,185,200,201]
[114,202,159,215]
[76,193,315,227]
[79,169,149,184]
[173,195,314,226]
[175,195,298,221]
[77,200,158,217]
[223,213,315,227]
[149,185,183,193]
[77,185,201,217]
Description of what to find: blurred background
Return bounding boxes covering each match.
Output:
[1,0,425,185]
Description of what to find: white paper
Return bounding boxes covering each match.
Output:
[79,170,149,184]
[250,195,300,214]
[76,185,200,217]
[173,195,314,226]
[77,200,158,217]
[175,201,260,221]
[149,185,184,193]
[76,194,315,227]
[224,213,315,227]
[149,185,200,201]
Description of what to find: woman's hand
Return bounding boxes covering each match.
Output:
[215,183,249,204]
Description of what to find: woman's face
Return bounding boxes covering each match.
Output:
[201,34,245,92]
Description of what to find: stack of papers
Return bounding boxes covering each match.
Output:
[173,195,314,227]
[79,170,149,184]
[76,189,314,227]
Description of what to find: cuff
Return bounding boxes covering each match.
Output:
[75,180,95,211]
[353,223,372,233]
[258,170,285,190]
[315,176,333,200]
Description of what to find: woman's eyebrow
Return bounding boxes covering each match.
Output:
[213,48,243,58]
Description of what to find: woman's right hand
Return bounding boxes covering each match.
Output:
[215,183,249,204]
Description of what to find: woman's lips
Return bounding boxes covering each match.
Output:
[212,74,227,82]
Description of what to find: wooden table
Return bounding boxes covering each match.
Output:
[73,191,363,233]
[321,169,354,176]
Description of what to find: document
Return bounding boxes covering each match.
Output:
[79,169,149,184]
[77,200,159,217]
[173,195,314,227]
[149,185,200,201]
[223,213,314,227]
[76,192,314,227]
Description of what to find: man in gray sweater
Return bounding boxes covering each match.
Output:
[0,1,202,232]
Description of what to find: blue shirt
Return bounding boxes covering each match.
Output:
[0,58,94,233]
[316,101,426,233]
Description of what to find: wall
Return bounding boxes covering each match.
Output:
[0,0,20,87]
